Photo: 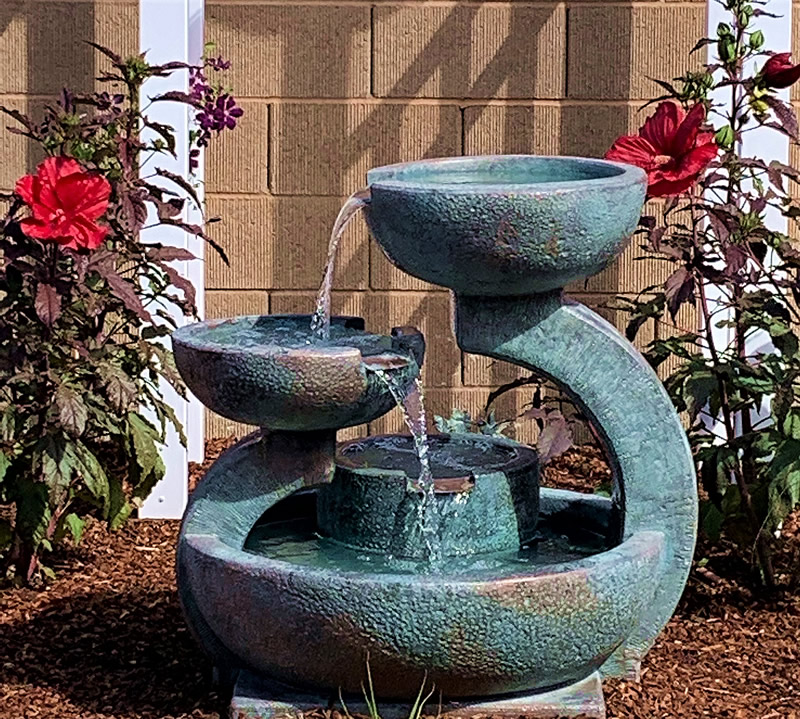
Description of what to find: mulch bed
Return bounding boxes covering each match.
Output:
[1,439,798,719]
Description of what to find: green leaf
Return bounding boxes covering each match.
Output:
[64,513,86,545]
[107,474,132,530]
[73,441,110,506]
[700,500,724,542]
[41,565,56,581]
[128,412,161,475]
[0,451,11,484]
[55,385,88,437]
[682,371,717,420]
[128,412,165,499]
[41,436,76,503]
[782,408,800,439]
[15,479,51,549]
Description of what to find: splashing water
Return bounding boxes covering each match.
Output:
[310,188,371,340]
[373,370,440,562]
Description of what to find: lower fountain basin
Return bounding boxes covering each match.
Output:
[179,435,667,699]
[318,434,540,559]
[171,315,424,431]
[365,155,646,295]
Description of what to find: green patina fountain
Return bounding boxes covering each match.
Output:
[172,155,697,719]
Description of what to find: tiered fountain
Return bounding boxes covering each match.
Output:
[172,156,697,719]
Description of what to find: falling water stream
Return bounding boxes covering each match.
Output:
[310,188,371,341]
[311,190,441,561]
[373,370,440,562]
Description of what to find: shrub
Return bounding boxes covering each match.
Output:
[609,0,800,587]
[0,43,238,584]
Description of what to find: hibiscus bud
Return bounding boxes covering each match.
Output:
[714,125,735,149]
[749,30,764,50]
[760,53,800,89]
[749,96,770,117]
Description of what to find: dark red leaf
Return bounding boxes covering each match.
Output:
[85,41,123,66]
[536,415,574,464]
[94,263,153,323]
[145,246,196,262]
[35,283,61,327]
[0,105,35,132]
[149,90,202,107]
[664,266,696,320]
[763,96,799,141]
[724,244,748,275]
[153,168,202,209]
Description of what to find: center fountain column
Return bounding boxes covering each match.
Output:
[454,290,697,678]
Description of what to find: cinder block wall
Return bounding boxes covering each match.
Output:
[0,1,711,442]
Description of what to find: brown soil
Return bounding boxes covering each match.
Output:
[0,439,798,719]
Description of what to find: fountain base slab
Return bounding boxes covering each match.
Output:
[230,670,605,719]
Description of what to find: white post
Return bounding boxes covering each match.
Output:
[705,0,792,431]
[138,0,205,519]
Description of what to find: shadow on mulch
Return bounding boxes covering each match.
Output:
[0,520,222,719]
[0,587,219,718]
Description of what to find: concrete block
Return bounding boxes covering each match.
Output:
[206,4,370,98]
[206,101,268,194]
[271,103,461,195]
[463,104,562,155]
[568,6,705,100]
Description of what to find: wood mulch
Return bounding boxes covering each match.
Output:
[1,439,798,719]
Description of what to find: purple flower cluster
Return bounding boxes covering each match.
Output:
[189,56,242,170]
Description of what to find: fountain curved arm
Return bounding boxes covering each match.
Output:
[454,290,698,678]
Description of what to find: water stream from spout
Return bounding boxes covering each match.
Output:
[373,370,440,562]
[310,188,371,341]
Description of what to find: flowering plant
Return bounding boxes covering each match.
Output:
[0,43,238,584]
[610,0,800,587]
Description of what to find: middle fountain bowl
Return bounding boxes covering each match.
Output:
[171,314,424,431]
[365,155,647,296]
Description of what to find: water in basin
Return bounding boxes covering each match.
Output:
[243,491,608,577]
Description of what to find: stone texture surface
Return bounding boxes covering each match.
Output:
[172,315,423,431]
[364,156,647,296]
[231,669,606,719]
[179,432,666,698]
[454,291,697,677]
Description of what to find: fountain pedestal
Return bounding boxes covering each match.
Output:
[230,670,605,719]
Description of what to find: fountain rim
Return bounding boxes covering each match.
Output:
[336,433,538,478]
[171,313,414,366]
[366,154,647,195]
[184,526,666,586]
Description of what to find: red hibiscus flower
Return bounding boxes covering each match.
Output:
[760,52,800,89]
[15,156,111,251]
[604,101,718,198]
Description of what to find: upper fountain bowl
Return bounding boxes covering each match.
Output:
[172,315,424,431]
[365,155,647,296]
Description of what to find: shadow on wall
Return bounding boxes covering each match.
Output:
[0,2,96,185]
